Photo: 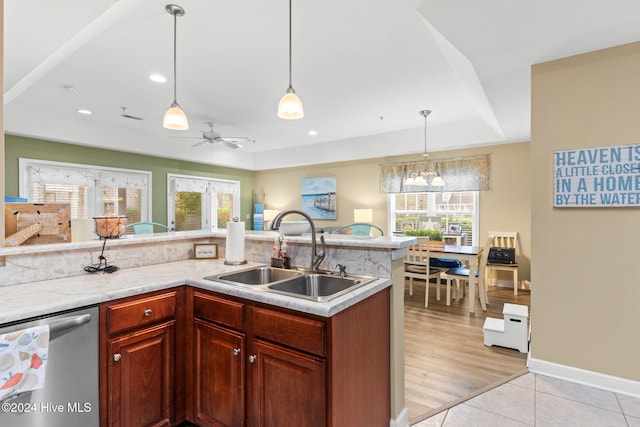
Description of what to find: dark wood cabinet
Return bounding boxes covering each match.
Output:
[100,285,390,427]
[193,320,245,427]
[191,290,329,426]
[107,321,175,427]
[248,339,325,427]
[100,288,186,427]
[190,287,390,427]
[191,290,246,427]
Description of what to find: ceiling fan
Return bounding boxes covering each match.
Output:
[173,122,254,150]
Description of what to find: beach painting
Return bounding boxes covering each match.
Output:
[301,176,337,219]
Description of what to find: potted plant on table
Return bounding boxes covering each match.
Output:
[404,228,443,242]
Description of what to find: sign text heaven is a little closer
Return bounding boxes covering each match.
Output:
[554,144,640,207]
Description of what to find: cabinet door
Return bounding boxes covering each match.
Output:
[193,320,245,427]
[107,321,175,427]
[248,339,326,427]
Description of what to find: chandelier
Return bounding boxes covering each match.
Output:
[403,110,445,187]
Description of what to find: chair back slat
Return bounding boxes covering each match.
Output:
[405,236,444,264]
[488,231,518,251]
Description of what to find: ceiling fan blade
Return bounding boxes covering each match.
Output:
[169,135,203,140]
[219,136,252,143]
[217,140,242,150]
[190,139,207,147]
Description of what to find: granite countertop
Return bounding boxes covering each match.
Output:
[0,229,416,257]
[0,259,392,325]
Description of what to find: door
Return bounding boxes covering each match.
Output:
[248,339,326,427]
[193,320,245,427]
[107,321,175,427]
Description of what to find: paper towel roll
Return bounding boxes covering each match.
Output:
[225,222,247,265]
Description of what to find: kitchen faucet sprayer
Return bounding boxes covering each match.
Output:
[270,210,325,271]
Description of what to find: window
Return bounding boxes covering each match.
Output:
[167,174,240,231]
[389,191,479,245]
[19,159,151,221]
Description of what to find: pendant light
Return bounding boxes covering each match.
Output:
[163,4,188,130]
[277,0,304,119]
[403,109,445,187]
[420,109,445,187]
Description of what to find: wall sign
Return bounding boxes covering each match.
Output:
[554,144,640,207]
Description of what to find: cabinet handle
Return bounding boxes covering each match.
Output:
[113,353,121,362]
[248,354,256,363]
[144,309,153,317]
[233,348,241,356]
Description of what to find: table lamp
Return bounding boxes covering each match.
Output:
[353,209,373,235]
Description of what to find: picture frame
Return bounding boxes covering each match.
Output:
[447,223,461,235]
[301,176,337,220]
[193,243,218,259]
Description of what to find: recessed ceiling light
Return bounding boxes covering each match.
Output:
[149,74,167,83]
[308,130,318,136]
[77,109,92,115]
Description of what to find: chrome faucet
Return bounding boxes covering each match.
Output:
[270,210,325,271]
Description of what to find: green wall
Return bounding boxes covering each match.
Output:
[5,134,255,227]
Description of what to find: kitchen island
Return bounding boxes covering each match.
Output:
[0,230,414,427]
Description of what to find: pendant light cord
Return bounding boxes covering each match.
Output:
[288,0,293,89]
[420,109,431,156]
[424,114,427,154]
[172,11,178,104]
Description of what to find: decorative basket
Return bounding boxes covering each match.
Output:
[93,215,127,239]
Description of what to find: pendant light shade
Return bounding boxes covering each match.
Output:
[164,4,188,130]
[413,174,428,186]
[278,86,304,119]
[163,102,188,129]
[431,174,445,186]
[277,0,304,119]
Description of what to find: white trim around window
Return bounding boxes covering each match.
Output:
[167,173,240,231]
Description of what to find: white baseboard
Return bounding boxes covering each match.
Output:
[389,407,409,427]
[488,278,516,288]
[528,357,640,398]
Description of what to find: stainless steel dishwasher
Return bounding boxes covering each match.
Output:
[0,305,99,427]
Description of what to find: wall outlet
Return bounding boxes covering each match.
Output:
[92,250,115,265]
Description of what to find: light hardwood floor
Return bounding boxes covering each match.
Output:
[404,279,531,425]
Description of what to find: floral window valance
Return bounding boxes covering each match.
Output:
[379,155,491,193]
[168,174,240,196]
[22,159,150,190]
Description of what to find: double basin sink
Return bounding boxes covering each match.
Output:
[204,266,376,302]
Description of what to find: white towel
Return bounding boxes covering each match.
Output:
[0,324,50,402]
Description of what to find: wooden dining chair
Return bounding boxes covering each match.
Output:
[444,237,492,308]
[485,231,519,295]
[404,238,442,307]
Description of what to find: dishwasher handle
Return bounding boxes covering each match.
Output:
[49,313,92,340]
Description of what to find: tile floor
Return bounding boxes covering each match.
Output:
[413,372,640,427]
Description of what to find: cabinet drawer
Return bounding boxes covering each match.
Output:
[250,307,325,356]
[194,291,245,331]
[105,291,177,335]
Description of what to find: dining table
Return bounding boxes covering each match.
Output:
[428,244,486,313]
